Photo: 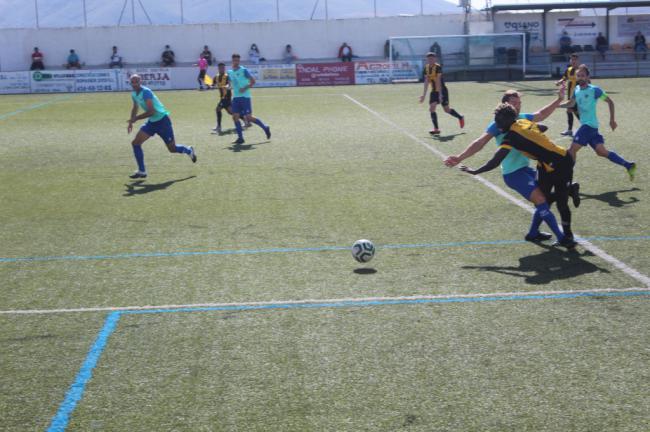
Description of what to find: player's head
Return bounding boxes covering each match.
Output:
[576,64,590,86]
[231,53,241,67]
[501,90,522,113]
[425,52,437,64]
[129,74,142,90]
[218,62,225,72]
[494,103,518,131]
[570,53,579,66]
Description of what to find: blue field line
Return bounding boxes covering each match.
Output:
[2,235,649,265]
[0,95,73,121]
[46,311,121,432]
[45,290,650,430]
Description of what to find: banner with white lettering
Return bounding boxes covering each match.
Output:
[120,68,173,90]
[355,61,420,84]
[247,64,296,87]
[0,71,31,94]
[30,70,76,93]
[296,63,355,86]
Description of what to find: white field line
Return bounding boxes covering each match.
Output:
[342,93,650,288]
[0,287,647,315]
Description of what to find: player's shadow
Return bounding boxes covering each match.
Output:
[354,268,377,274]
[462,244,609,285]
[432,132,466,142]
[123,176,196,197]
[579,187,641,208]
[226,141,269,152]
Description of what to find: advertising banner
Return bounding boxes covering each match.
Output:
[248,64,296,87]
[74,69,119,92]
[30,70,76,93]
[120,68,173,90]
[296,62,355,86]
[557,17,600,43]
[0,71,31,94]
[354,61,420,84]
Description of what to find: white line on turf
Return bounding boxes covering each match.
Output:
[0,288,646,315]
[342,93,650,288]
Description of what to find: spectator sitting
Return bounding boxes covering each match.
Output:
[248,43,265,64]
[338,42,353,62]
[201,45,213,66]
[595,32,608,60]
[283,44,297,63]
[384,39,399,60]
[161,45,175,67]
[66,49,81,69]
[634,31,647,60]
[30,47,44,70]
[109,46,123,68]
[559,31,573,55]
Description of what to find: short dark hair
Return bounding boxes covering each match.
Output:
[570,53,579,59]
[231,53,241,59]
[501,90,521,103]
[577,64,590,75]
[494,103,518,131]
[218,62,225,67]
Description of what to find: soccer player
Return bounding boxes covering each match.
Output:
[556,53,580,136]
[566,65,636,181]
[228,53,271,145]
[418,52,464,135]
[211,62,232,134]
[460,103,577,249]
[126,74,196,179]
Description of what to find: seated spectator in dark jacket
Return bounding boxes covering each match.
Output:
[634,31,647,60]
[596,32,608,59]
[109,46,123,68]
[201,45,213,66]
[66,49,81,69]
[338,43,353,62]
[30,47,44,70]
[161,45,175,66]
[559,31,572,55]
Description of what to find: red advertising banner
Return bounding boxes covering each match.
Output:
[296,62,355,86]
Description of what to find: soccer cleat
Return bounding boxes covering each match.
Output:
[553,236,577,250]
[129,171,147,179]
[627,163,636,181]
[569,182,581,208]
[429,129,441,135]
[459,116,465,129]
[244,122,252,129]
[211,126,222,135]
[264,126,271,139]
[560,129,573,136]
[234,137,245,145]
[525,232,553,242]
[189,146,197,163]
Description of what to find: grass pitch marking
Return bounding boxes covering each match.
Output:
[342,93,650,288]
[0,95,73,121]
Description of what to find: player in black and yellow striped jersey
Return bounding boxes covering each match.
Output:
[460,103,577,249]
[555,53,580,136]
[211,63,232,134]
[419,52,464,135]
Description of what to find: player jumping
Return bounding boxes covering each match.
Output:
[419,52,464,135]
[126,74,196,179]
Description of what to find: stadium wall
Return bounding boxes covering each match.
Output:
[0,14,466,72]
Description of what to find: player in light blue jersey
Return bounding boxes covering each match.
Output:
[565,65,636,181]
[127,74,196,178]
[445,86,578,243]
[228,53,271,145]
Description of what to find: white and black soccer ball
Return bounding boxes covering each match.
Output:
[352,239,375,263]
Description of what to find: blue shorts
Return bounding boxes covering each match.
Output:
[140,115,174,145]
[503,167,538,200]
[573,125,604,149]
[231,97,252,116]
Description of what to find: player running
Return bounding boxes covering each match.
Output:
[556,53,580,136]
[126,74,196,179]
[228,53,271,145]
[565,65,636,181]
[419,52,464,135]
[460,103,577,249]
[211,62,232,134]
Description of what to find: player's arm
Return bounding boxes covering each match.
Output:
[460,147,511,175]
[434,74,442,98]
[603,95,617,130]
[444,132,494,167]
[419,76,429,103]
[127,99,138,133]
[532,82,566,122]
[555,69,568,86]
[130,98,155,123]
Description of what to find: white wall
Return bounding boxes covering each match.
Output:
[0,14,466,72]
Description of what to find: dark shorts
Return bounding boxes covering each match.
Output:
[217,97,231,110]
[198,70,207,79]
[231,97,252,116]
[140,115,174,145]
[537,154,574,197]
[573,125,604,149]
[503,167,538,200]
[429,87,449,106]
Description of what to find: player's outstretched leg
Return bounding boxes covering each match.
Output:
[595,144,635,180]
[248,115,271,139]
[444,105,464,128]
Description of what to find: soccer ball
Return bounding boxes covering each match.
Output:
[352,239,375,263]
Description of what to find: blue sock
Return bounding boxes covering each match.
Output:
[607,151,632,169]
[253,118,267,130]
[536,202,564,240]
[527,210,543,237]
[235,121,243,139]
[174,145,191,155]
[132,145,145,172]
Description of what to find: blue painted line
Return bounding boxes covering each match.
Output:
[46,311,121,432]
[0,95,72,121]
[2,236,649,264]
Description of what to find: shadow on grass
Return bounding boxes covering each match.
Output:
[579,187,641,208]
[123,175,196,197]
[354,268,377,275]
[462,244,609,284]
[226,141,270,152]
[433,131,466,142]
